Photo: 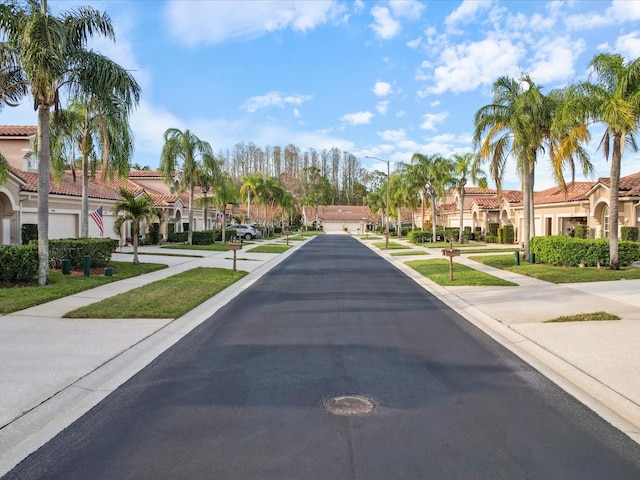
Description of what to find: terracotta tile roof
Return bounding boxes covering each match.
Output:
[465,186,496,195]
[12,167,121,200]
[128,169,174,178]
[619,172,640,196]
[0,125,37,136]
[317,205,373,221]
[533,182,592,205]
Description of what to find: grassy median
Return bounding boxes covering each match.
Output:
[65,267,247,319]
[406,259,517,287]
[0,262,167,314]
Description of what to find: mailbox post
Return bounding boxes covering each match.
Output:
[283,230,291,246]
[441,241,461,281]
[227,242,242,271]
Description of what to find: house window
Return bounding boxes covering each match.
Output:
[603,205,610,238]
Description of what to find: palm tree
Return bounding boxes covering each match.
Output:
[0,0,140,285]
[474,75,590,259]
[211,172,238,243]
[240,174,261,220]
[195,157,223,230]
[409,153,452,242]
[113,187,161,265]
[449,152,487,243]
[557,53,640,269]
[160,128,215,245]
[50,96,135,237]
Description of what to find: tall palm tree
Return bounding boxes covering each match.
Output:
[409,153,452,242]
[113,187,161,265]
[50,96,135,237]
[240,174,261,220]
[557,53,640,269]
[195,156,223,230]
[474,75,590,259]
[449,152,487,243]
[210,172,238,243]
[160,128,215,245]
[0,0,140,285]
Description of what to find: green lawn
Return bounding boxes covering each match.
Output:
[0,261,167,314]
[457,248,521,254]
[65,267,247,318]
[405,259,517,287]
[469,254,640,283]
[545,311,620,323]
[162,243,236,252]
[246,244,292,254]
[413,241,486,249]
[372,241,409,250]
[389,250,430,257]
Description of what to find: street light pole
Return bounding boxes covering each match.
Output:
[365,156,391,249]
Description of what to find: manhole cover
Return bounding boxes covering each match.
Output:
[324,395,376,415]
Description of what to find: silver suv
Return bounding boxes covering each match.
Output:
[227,223,262,240]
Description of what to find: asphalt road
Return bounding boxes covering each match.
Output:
[5,235,640,479]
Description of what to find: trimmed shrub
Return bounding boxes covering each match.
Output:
[574,224,589,239]
[21,224,38,245]
[497,227,504,244]
[530,236,640,267]
[148,223,160,245]
[485,235,499,243]
[408,230,432,244]
[167,231,188,243]
[488,223,499,236]
[621,226,639,242]
[504,224,515,244]
[0,244,38,282]
[49,238,118,269]
[192,230,215,245]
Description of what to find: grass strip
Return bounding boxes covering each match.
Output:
[247,244,292,254]
[457,248,521,254]
[405,259,517,287]
[469,254,640,283]
[162,243,237,251]
[373,241,409,250]
[119,251,202,258]
[0,262,167,314]
[389,250,430,257]
[65,267,247,319]
[545,312,621,323]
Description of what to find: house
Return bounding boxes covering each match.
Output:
[303,205,374,233]
[436,175,640,242]
[0,125,214,245]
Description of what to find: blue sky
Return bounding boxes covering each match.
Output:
[3,0,640,190]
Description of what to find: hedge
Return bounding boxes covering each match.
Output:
[0,244,38,282]
[504,224,515,244]
[621,226,639,242]
[574,225,589,239]
[49,238,118,269]
[408,230,432,244]
[488,223,499,236]
[21,223,38,245]
[530,236,640,267]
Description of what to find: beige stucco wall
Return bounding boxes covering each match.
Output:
[0,137,34,170]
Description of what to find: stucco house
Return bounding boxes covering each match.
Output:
[0,125,213,245]
[436,175,640,242]
[303,205,374,234]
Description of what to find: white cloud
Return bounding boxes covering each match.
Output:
[420,112,448,131]
[389,0,425,20]
[341,111,374,125]
[241,92,312,113]
[616,32,640,58]
[370,6,401,39]
[407,37,422,49]
[372,81,392,96]
[426,35,524,94]
[378,129,406,141]
[445,0,493,32]
[565,0,640,30]
[527,36,585,84]
[430,100,441,107]
[164,0,346,46]
[376,101,390,115]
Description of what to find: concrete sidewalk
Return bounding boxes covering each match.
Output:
[1,235,640,475]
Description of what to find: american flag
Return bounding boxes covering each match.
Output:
[91,206,104,237]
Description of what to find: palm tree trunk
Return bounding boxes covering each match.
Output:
[188,178,194,245]
[247,190,251,219]
[522,167,532,260]
[37,106,50,286]
[430,192,437,242]
[458,188,465,243]
[81,153,89,237]
[132,221,140,265]
[609,134,622,270]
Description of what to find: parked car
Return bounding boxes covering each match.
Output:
[226,224,262,240]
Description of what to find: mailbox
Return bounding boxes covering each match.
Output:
[227,243,242,251]
[442,248,460,257]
